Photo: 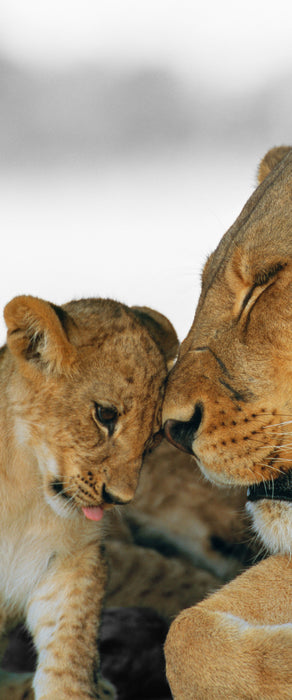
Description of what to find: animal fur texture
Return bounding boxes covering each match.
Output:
[1,438,257,699]
[0,295,178,699]
[163,146,292,699]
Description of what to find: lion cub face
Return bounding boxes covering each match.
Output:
[4,296,177,521]
[163,146,292,553]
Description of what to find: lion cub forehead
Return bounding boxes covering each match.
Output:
[63,298,133,328]
[63,298,144,345]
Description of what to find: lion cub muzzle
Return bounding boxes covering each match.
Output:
[48,464,139,521]
[51,477,132,505]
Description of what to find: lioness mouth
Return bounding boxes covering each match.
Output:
[247,471,292,502]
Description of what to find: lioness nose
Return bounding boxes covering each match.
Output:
[102,484,132,506]
[164,402,203,454]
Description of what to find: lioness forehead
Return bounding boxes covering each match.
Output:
[202,148,292,297]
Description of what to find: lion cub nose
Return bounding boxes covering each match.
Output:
[164,402,203,454]
[102,484,132,506]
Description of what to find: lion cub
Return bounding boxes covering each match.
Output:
[0,295,177,700]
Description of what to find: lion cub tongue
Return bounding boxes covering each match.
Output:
[82,506,104,521]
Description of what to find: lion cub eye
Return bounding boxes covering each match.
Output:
[94,403,118,435]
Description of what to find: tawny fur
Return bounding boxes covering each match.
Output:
[163,146,292,698]
[0,295,178,700]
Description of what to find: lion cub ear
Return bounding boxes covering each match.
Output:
[258,146,291,184]
[4,295,77,375]
[131,306,179,370]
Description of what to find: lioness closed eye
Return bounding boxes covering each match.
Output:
[163,147,292,699]
[0,295,177,700]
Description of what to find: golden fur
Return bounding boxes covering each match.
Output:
[0,295,178,699]
[163,146,292,698]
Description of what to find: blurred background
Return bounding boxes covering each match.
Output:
[0,0,291,343]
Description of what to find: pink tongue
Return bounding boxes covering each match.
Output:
[82,506,104,521]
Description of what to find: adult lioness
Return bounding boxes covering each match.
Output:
[163,147,292,699]
[0,295,178,700]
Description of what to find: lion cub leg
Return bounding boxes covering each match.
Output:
[26,544,115,700]
[165,554,292,700]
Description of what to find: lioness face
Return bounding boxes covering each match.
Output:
[5,296,176,521]
[163,148,292,553]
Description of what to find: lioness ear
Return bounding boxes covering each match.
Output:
[258,146,291,184]
[132,306,179,370]
[4,295,77,375]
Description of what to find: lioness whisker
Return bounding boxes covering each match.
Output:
[259,463,285,475]
[264,419,292,428]
[269,457,292,463]
[269,430,292,444]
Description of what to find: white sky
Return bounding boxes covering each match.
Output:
[0,151,260,344]
[0,0,291,91]
[0,1,291,344]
